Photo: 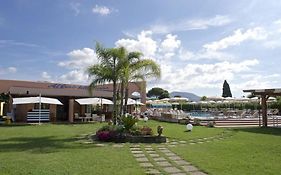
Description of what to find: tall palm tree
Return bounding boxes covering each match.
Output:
[120,51,161,114]
[87,43,125,124]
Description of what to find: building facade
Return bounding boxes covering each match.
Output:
[0,79,146,123]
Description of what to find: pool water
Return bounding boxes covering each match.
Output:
[187,111,212,118]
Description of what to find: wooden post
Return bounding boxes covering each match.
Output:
[261,95,267,127]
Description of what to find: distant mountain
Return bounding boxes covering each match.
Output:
[170,91,201,102]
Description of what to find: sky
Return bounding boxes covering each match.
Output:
[0,0,281,97]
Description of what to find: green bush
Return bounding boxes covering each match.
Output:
[121,115,138,131]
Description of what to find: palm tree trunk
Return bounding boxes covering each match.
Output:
[124,86,129,114]
[120,80,125,116]
[112,80,117,125]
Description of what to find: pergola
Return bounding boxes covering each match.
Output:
[243,88,281,127]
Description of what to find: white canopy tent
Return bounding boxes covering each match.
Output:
[13,97,63,105]
[13,96,63,124]
[75,98,113,105]
[126,98,144,105]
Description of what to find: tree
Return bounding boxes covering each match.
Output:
[120,52,161,113]
[0,93,9,103]
[222,80,232,97]
[88,43,125,124]
[201,96,207,101]
[88,43,161,123]
[147,87,169,99]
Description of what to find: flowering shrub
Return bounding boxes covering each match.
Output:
[96,125,123,141]
[96,131,112,141]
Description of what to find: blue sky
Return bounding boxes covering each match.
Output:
[1,0,281,97]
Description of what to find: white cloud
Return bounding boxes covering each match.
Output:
[0,40,41,48]
[41,71,51,79]
[57,48,99,84]
[7,67,17,73]
[0,67,17,74]
[160,34,181,53]
[70,2,80,16]
[58,48,98,69]
[115,31,158,57]
[148,59,260,96]
[59,69,88,84]
[204,27,268,51]
[150,15,232,34]
[92,5,116,16]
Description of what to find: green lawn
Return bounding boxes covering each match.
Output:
[0,121,280,175]
[138,120,226,140]
[170,127,281,175]
[0,123,144,175]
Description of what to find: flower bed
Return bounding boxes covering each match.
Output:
[93,115,166,143]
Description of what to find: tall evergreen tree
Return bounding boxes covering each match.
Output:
[222,80,232,97]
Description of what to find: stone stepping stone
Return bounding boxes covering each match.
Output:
[94,143,105,146]
[131,144,140,147]
[158,147,168,150]
[153,157,166,161]
[182,165,199,172]
[171,173,188,175]
[179,141,187,144]
[133,154,146,158]
[163,167,182,173]
[146,151,156,154]
[189,143,196,145]
[168,145,176,147]
[189,171,208,175]
[140,162,154,168]
[155,161,172,167]
[165,152,176,156]
[130,147,141,150]
[145,147,154,151]
[174,160,190,165]
[149,154,160,158]
[146,169,161,174]
[168,156,182,161]
[197,142,204,144]
[171,142,179,145]
[136,157,149,162]
[159,149,171,153]
[131,150,143,154]
[84,141,93,144]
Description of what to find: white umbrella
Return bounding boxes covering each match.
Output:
[126,98,144,105]
[75,98,113,105]
[13,97,63,105]
[13,96,63,124]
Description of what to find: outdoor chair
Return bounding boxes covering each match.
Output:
[74,113,83,122]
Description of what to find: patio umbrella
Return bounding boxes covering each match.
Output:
[13,96,63,105]
[13,95,63,124]
[126,98,144,105]
[75,98,113,105]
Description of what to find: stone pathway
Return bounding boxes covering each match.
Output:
[130,145,208,175]
[75,129,236,174]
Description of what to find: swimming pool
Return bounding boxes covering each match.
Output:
[187,111,212,118]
